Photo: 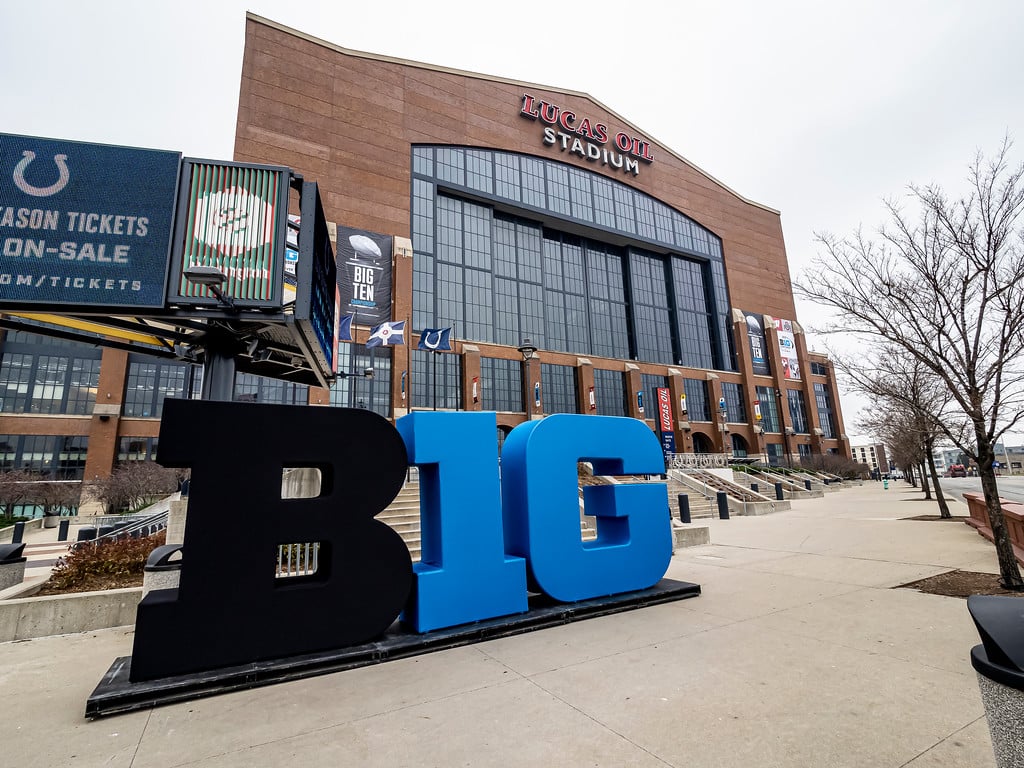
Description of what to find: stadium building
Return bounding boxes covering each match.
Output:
[0,13,849,488]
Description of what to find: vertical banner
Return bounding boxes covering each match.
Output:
[774,318,801,380]
[656,387,676,456]
[472,376,479,404]
[637,390,644,414]
[534,382,541,409]
[588,386,596,411]
[336,226,393,326]
[744,312,771,376]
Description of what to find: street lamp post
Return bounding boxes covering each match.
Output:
[517,338,538,418]
[338,367,374,408]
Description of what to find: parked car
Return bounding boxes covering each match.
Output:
[949,464,967,477]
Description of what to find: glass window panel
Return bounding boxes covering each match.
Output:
[480,357,523,412]
[0,353,33,413]
[31,355,68,414]
[593,368,625,416]
[465,149,493,194]
[540,363,576,414]
[410,349,460,411]
[683,379,710,422]
[788,389,809,433]
[721,382,747,423]
[435,147,465,185]
[66,358,100,415]
[412,146,433,176]
[757,386,781,433]
[814,382,836,438]
[495,153,521,202]
[546,164,571,216]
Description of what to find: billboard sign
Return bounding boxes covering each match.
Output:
[169,160,290,309]
[0,133,180,309]
[293,182,340,377]
[744,311,770,376]
[336,226,392,326]
[774,317,801,380]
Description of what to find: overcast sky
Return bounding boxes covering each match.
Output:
[4,0,1024,441]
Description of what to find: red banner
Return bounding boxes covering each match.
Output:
[656,388,673,432]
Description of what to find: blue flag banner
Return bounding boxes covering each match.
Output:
[418,327,453,351]
[338,314,354,342]
[367,320,406,347]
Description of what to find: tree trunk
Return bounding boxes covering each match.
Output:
[925,438,951,518]
[976,432,1024,589]
[920,460,932,499]
[908,465,918,487]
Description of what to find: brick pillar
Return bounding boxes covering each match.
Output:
[461,344,481,411]
[667,369,689,453]
[624,363,643,420]
[574,358,595,414]
[84,348,128,481]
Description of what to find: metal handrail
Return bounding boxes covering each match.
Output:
[81,508,168,547]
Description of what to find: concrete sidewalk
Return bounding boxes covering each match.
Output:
[2,482,1002,767]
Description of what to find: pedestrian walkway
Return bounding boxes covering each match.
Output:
[0,481,1003,767]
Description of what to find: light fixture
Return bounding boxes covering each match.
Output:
[338,367,374,379]
[517,338,538,362]
[184,265,237,312]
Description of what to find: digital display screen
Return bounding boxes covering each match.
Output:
[0,133,180,309]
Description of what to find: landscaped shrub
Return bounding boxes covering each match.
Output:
[41,531,166,594]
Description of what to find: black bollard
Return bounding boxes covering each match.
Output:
[775,482,785,500]
[751,482,759,494]
[12,521,25,544]
[57,518,70,542]
[677,494,691,524]
[717,491,730,519]
[804,479,812,491]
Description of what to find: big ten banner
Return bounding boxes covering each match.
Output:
[744,311,770,376]
[774,318,801,380]
[0,133,180,309]
[336,226,392,326]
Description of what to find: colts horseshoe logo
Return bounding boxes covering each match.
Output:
[13,151,70,197]
[421,330,444,349]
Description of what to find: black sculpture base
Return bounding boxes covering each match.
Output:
[86,578,699,718]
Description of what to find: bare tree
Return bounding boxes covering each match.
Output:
[0,469,36,520]
[797,138,1024,588]
[85,461,178,515]
[837,348,954,516]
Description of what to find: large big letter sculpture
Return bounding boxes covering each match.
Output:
[128,403,675,682]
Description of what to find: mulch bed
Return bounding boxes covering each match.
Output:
[897,570,1024,598]
[35,573,144,596]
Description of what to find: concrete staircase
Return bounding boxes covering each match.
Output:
[379,480,423,562]
[662,473,717,519]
